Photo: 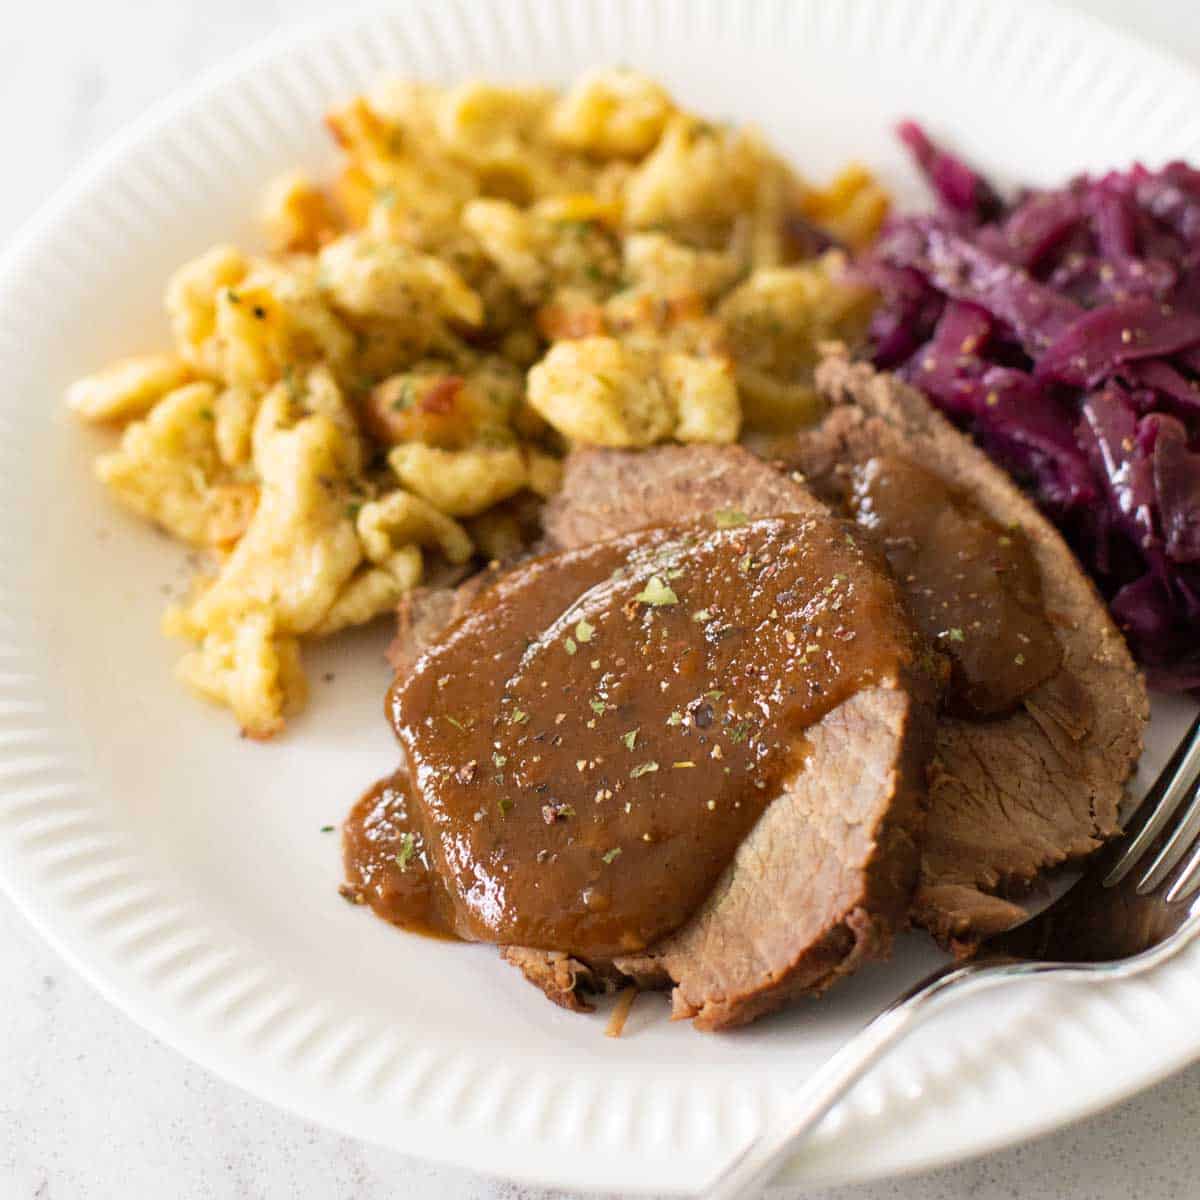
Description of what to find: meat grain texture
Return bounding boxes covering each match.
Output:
[771,348,1149,951]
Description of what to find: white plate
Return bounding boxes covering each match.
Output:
[1,0,1199,1192]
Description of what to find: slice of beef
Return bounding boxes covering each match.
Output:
[389,446,936,1029]
[387,574,491,674]
[390,445,828,676]
[613,683,927,1028]
[541,443,828,546]
[533,446,935,1028]
[386,559,484,674]
[390,574,614,1014]
[499,948,607,1013]
[764,347,1148,951]
[387,588,463,674]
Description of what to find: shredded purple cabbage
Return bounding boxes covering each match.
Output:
[867,125,1200,691]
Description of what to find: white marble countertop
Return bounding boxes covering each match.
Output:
[4,2,1200,1197]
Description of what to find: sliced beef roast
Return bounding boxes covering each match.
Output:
[765,347,1148,950]
[541,443,829,545]
[611,683,930,1028]
[387,572,493,675]
[387,447,937,1029]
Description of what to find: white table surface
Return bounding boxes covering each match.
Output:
[4,1,1200,1197]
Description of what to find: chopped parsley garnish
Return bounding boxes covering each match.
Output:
[713,508,748,528]
[320,825,335,833]
[666,710,683,727]
[446,715,467,732]
[943,627,966,643]
[630,761,659,778]
[564,636,578,656]
[622,728,639,751]
[635,575,678,607]
[589,698,608,716]
[395,832,416,871]
[492,752,507,768]
[510,709,529,724]
[601,847,622,864]
[705,689,724,701]
[498,796,514,815]
[728,721,752,744]
[738,553,756,574]
[575,618,595,643]
[391,381,415,411]
[693,609,712,623]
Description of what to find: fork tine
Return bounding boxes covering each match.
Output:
[1137,779,1200,895]
[1105,716,1200,888]
[1165,836,1200,904]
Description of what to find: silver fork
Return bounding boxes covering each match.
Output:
[705,713,1200,1199]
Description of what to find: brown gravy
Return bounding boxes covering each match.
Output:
[377,514,920,958]
[342,771,460,938]
[850,455,1062,718]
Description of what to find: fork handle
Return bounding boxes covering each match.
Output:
[703,955,1072,1200]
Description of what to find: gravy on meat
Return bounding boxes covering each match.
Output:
[850,455,1063,718]
[351,513,922,958]
[342,771,459,938]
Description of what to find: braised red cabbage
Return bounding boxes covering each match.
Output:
[867,126,1200,690]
